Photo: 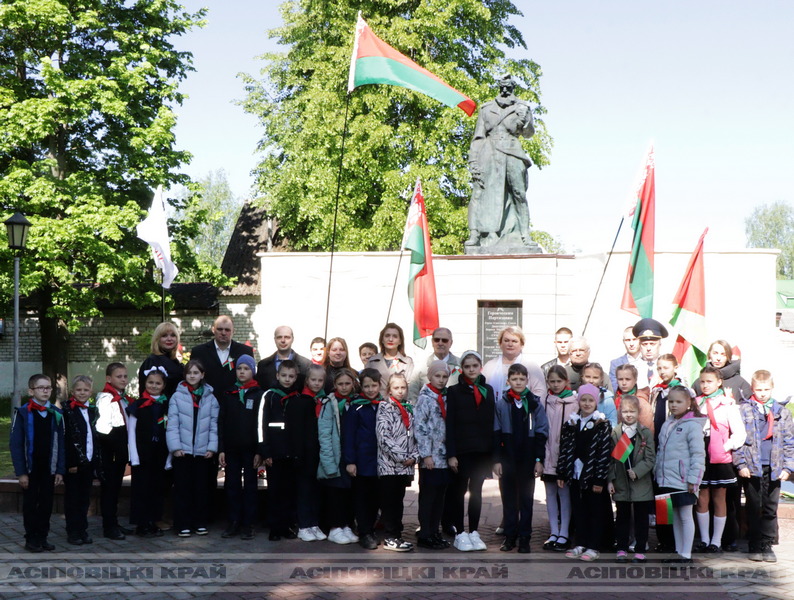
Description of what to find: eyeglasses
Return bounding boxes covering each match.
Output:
[33,386,53,391]
[433,338,450,343]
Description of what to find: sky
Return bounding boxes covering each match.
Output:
[172,0,794,254]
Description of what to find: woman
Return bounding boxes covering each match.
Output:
[138,322,185,398]
[482,326,546,402]
[366,323,414,394]
[323,337,352,393]
[693,340,751,401]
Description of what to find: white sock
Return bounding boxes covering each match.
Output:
[558,484,572,539]
[695,511,711,544]
[677,506,695,558]
[544,481,560,537]
[710,515,727,547]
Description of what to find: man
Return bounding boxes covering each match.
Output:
[407,327,461,403]
[190,316,255,396]
[255,326,311,391]
[632,318,668,388]
[608,326,643,391]
[541,327,573,375]
[568,337,611,391]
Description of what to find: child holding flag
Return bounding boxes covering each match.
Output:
[608,395,655,563]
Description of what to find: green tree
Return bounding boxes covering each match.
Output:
[745,201,794,279]
[240,0,552,254]
[0,0,206,388]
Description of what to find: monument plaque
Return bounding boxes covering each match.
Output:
[478,300,523,362]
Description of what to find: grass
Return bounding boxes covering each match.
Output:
[0,396,13,477]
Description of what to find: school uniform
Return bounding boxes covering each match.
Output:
[95,384,131,536]
[342,396,380,538]
[285,388,321,530]
[317,393,353,532]
[256,351,311,392]
[414,384,450,542]
[63,398,102,543]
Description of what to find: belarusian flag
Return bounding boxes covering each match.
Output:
[611,432,634,463]
[620,147,656,318]
[670,228,709,386]
[403,178,439,349]
[347,14,476,117]
[655,494,674,525]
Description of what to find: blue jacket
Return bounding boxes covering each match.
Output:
[493,390,549,464]
[10,404,66,476]
[734,399,794,480]
[342,400,379,477]
[167,382,219,456]
[317,396,342,479]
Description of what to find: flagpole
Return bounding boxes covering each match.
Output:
[323,92,352,342]
[386,250,405,324]
[582,217,624,335]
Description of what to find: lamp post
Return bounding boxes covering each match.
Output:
[5,212,31,409]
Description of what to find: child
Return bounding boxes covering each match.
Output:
[126,366,170,537]
[95,362,132,540]
[581,363,617,426]
[310,337,326,366]
[494,363,549,553]
[167,359,219,539]
[542,365,577,552]
[694,366,745,553]
[608,395,656,563]
[650,354,682,439]
[446,350,495,552]
[414,361,452,550]
[10,374,65,552]
[614,364,652,429]
[287,363,326,542]
[63,375,102,545]
[359,343,378,371]
[218,354,263,540]
[343,368,382,549]
[257,360,300,541]
[317,368,357,545]
[655,386,706,563]
[734,370,794,562]
[557,383,611,562]
[376,373,418,551]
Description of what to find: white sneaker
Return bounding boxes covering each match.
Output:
[454,532,475,552]
[565,545,585,558]
[342,526,359,543]
[297,527,318,542]
[328,527,351,545]
[310,526,327,541]
[469,530,487,551]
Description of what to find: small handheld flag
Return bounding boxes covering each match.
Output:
[136,185,179,289]
[611,432,634,463]
[655,493,674,525]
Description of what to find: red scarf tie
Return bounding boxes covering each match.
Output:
[427,384,446,420]
[614,386,637,413]
[102,383,129,425]
[139,390,167,409]
[390,396,412,430]
[700,389,724,430]
[462,375,487,408]
[186,383,204,408]
[750,394,775,440]
[236,379,259,404]
[303,387,327,418]
[68,396,88,410]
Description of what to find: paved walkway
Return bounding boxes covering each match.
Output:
[0,479,791,600]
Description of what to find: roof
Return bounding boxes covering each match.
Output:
[777,280,794,309]
[221,200,268,296]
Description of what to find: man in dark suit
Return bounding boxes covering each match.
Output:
[255,325,311,391]
[190,316,255,396]
[608,326,642,390]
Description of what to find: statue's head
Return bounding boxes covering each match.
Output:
[498,75,517,96]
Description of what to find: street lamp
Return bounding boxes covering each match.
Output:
[5,212,31,409]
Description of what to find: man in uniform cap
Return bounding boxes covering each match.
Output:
[632,318,668,388]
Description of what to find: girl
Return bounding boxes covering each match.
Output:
[446,350,496,552]
[376,373,417,552]
[343,368,382,550]
[655,386,706,563]
[694,340,751,401]
[414,361,451,550]
[557,383,612,562]
[650,354,682,439]
[166,360,219,538]
[614,364,652,430]
[366,323,414,394]
[126,367,170,537]
[541,365,577,551]
[581,363,617,426]
[323,337,352,393]
[317,368,358,545]
[694,366,745,553]
[608,395,656,563]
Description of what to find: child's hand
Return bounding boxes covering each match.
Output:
[628,469,637,481]
[422,457,435,470]
[534,462,544,478]
[557,479,566,489]
[493,463,502,478]
[346,464,357,477]
[592,485,603,494]
[447,457,459,473]
[738,467,751,478]
[204,451,214,459]
[68,467,78,474]
[54,475,63,486]
[18,475,29,490]
[173,450,185,458]
[781,470,790,481]
[608,482,615,495]
[402,458,416,467]
[218,452,226,468]
[688,483,697,493]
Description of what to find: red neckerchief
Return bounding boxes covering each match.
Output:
[69,396,88,410]
[303,387,327,418]
[102,383,128,425]
[235,379,259,404]
[427,384,446,419]
[281,390,299,407]
[390,396,412,430]
[139,390,167,409]
[654,378,681,390]
[335,394,351,412]
[462,375,485,408]
[186,383,203,408]
[750,394,775,440]
[614,386,637,413]
[27,398,48,414]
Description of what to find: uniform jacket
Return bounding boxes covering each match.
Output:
[493,390,549,464]
[655,413,706,491]
[218,385,263,453]
[63,403,103,475]
[445,376,496,458]
[608,423,656,502]
[10,404,66,476]
[190,340,254,396]
[256,387,295,460]
[734,398,794,480]
[255,351,311,392]
[556,411,611,489]
[166,382,219,456]
[376,398,418,477]
[342,400,380,477]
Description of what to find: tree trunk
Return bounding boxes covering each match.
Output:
[38,288,69,404]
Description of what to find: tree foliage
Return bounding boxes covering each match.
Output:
[745,201,794,279]
[241,0,553,254]
[0,0,206,380]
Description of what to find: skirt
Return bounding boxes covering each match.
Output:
[700,462,737,488]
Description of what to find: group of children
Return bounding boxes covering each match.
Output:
[9,347,794,563]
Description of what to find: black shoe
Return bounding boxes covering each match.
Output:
[762,545,777,563]
[553,536,570,552]
[500,536,517,552]
[136,526,157,538]
[430,533,450,548]
[104,528,125,540]
[543,536,558,550]
[118,525,134,535]
[692,540,708,553]
[221,523,240,538]
[25,542,43,553]
[282,528,298,540]
[748,547,763,562]
[41,540,55,551]
[359,533,378,550]
[442,524,456,536]
[268,532,282,541]
[67,536,84,545]
[517,536,531,554]
[81,534,93,544]
[705,544,721,554]
[722,542,739,552]
[417,537,445,550]
[241,526,255,540]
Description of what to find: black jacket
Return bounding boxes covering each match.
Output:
[138,354,184,398]
[557,414,611,488]
[190,340,255,397]
[256,351,311,392]
[445,376,496,458]
[218,385,263,453]
[63,404,103,477]
[692,359,751,401]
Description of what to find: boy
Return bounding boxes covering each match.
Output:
[358,343,378,371]
[219,354,263,540]
[493,364,549,553]
[95,362,132,540]
[63,375,102,545]
[614,364,652,429]
[734,370,794,562]
[257,360,300,540]
[10,374,65,552]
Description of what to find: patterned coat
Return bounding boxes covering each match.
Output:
[376,398,418,477]
[556,411,612,489]
[414,384,447,468]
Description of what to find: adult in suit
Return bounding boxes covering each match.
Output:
[608,326,642,391]
[255,325,311,392]
[190,315,255,397]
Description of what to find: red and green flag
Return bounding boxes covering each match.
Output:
[655,494,674,525]
[403,178,439,349]
[611,432,634,463]
[621,147,656,318]
[347,14,477,116]
[670,228,709,386]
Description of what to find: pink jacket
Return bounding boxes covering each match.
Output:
[697,393,746,464]
[542,391,578,476]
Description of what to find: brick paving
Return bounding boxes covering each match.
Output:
[0,479,791,599]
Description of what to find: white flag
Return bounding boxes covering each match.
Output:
[136,185,179,289]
